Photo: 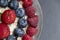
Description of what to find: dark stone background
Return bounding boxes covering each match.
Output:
[39,0,60,40]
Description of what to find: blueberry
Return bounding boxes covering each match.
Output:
[18,18,27,28]
[8,0,19,10]
[6,35,17,40]
[0,0,8,7]
[14,28,24,37]
[16,8,25,18]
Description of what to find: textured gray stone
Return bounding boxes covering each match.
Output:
[39,0,60,40]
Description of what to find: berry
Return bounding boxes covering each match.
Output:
[18,18,27,28]
[23,0,33,8]
[25,6,35,18]
[26,26,38,37]
[22,34,33,40]
[0,23,10,39]
[27,15,38,28]
[6,35,17,40]
[16,8,25,18]
[0,13,2,21]
[0,39,3,40]
[14,28,24,37]
[0,0,8,7]
[2,9,16,24]
[8,0,19,10]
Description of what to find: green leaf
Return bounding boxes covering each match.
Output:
[0,13,2,21]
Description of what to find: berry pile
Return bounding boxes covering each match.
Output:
[0,0,38,40]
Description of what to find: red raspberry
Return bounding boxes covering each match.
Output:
[22,34,33,40]
[27,15,38,28]
[0,23,10,39]
[23,0,33,8]
[2,9,16,24]
[0,39,3,40]
[25,6,36,18]
[26,26,38,37]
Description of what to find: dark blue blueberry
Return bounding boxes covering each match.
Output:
[8,0,19,10]
[14,28,24,37]
[6,35,17,40]
[18,18,27,28]
[16,8,25,18]
[0,0,8,7]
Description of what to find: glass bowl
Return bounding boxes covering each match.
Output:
[33,0,43,40]
[0,0,43,40]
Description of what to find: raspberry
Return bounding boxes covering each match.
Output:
[23,0,33,8]
[2,10,16,24]
[25,6,36,18]
[22,34,33,40]
[0,39,3,40]
[0,23,10,39]
[27,15,38,28]
[26,26,38,37]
